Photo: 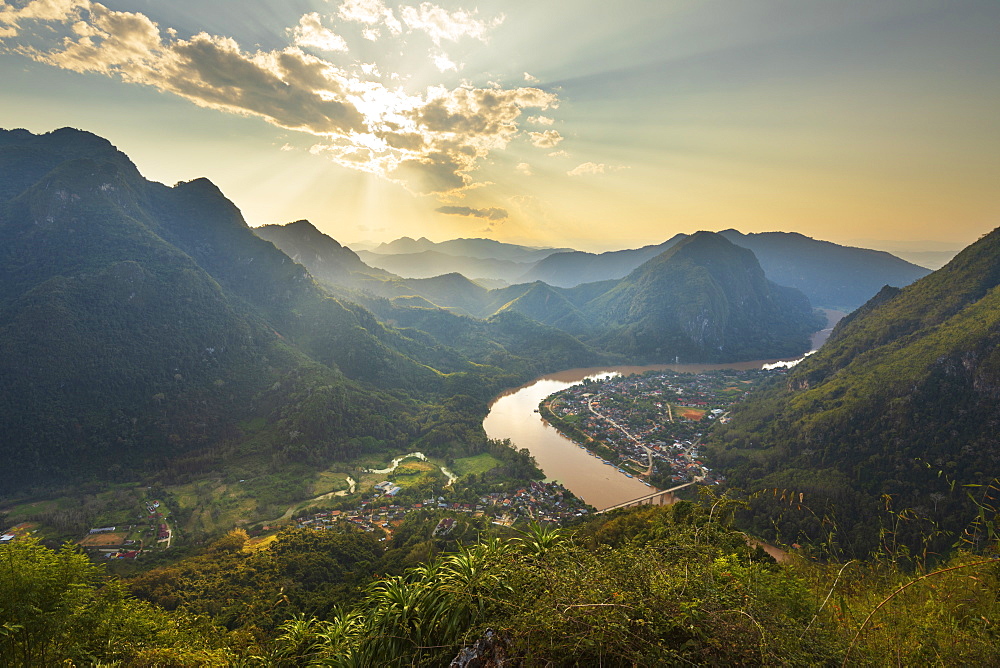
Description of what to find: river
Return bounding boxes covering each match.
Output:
[483,311,844,510]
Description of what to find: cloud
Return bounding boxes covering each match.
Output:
[399,2,503,46]
[435,205,508,220]
[528,129,563,148]
[432,51,457,72]
[516,162,532,176]
[1,0,560,195]
[567,162,628,176]
[548,149,569,158]
[338,0,401,34]
[523,71,538,83]
[526,115,553,125]
[290,13,348,52]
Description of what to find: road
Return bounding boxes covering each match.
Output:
[587,394,655,476]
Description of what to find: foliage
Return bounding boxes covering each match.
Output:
[708,226,1000,555]
[9,498,999,666]
[128,527,382,634]
[0,535,234,666]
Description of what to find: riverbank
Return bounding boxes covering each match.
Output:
[484,312,846,510]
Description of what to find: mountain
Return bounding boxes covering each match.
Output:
[371,236,571,262]
[252,220,608,380]
[579,232,824,362]
[716,229,931,310]
[517,236,686,287]
[708,226,1000,553]
[357,236,574,282]
[262,221,821,364]
[518,231,929,311]
[0,128,449,490]
[253,220,393,285]
[356,248,532,282]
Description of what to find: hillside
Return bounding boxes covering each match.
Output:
[518,230,928,311]
[0,128,456,491]
[579,232,824,362]
[6,501,998,665]
[517,236,685,287]
[708,226,1000,554]
[266,223,822,364]
[253,219,393,285]
[717,229,930,310]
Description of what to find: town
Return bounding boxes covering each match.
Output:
[540,369,774,488]
[290,479,591,540]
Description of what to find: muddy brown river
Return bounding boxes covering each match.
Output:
[483,311,844,510]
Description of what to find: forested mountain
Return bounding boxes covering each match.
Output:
[708,226,1000,554]
[253,219,393,285]
[579,232,823,362]
[0,128,593,493]
[263,222,822,364]
[517,231,928,310]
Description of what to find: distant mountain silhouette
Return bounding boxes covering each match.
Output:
[519,230,929,311]
[356,249,532,282]
[371,236,571,262]
[517,236,686,287]
[716,229,930,310]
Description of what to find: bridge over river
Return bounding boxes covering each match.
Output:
[597,480,700,513]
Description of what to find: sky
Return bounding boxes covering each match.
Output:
[0,0,997,252]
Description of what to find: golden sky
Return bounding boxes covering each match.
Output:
[1,0,997,252]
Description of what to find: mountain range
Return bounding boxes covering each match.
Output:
[4,125,977,554]
[355,230,930,311]
[261,222,824,363]
[0,129,595,492]
[0,128,823,492]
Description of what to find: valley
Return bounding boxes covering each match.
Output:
[1,127,997,666]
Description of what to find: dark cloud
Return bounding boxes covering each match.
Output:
[435,205,508,220]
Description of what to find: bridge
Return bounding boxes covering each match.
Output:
[597,480,699,513]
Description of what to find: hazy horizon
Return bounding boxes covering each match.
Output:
[2,0,996,252]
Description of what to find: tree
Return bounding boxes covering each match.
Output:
[0,536,234,666]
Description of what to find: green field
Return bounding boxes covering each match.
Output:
[450,453,501,478]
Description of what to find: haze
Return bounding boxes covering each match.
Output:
[1,0,996,251]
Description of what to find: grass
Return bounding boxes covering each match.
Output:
[308,470,352,496]
[3,499,61,522]
[451,453,501,478]
[391,461,441,487]
[168,480,260,536]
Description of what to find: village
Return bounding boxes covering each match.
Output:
[290,479,591,539]
[542,369,772,487]
[69,498,173,560]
